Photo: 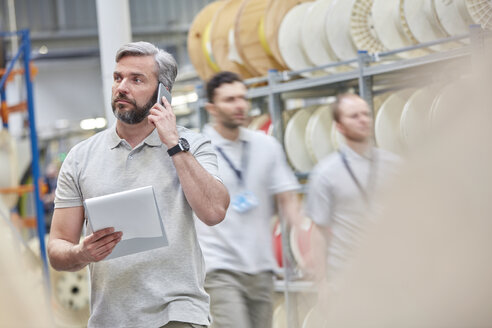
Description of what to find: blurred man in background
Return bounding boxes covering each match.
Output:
[311,75,492,326]
[305,93,399,288]
[197,71,302,328]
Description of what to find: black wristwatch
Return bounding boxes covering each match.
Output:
[167,137,190,156]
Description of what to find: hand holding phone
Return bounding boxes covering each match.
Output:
[157,82,172,106]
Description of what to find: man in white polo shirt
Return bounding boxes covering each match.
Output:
[306,93,399,285]
[47,41,230,328]
[197,71,301,328]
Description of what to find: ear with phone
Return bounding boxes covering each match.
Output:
[157,82,172,106]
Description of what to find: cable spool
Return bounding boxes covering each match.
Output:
[0,202,54,327]
[429,79,470,131]
[187,1,225,81]
[401,0,460,52]
[350,0,387,54]
[272,218,284,268]
[301,0,339,72]
[289,216,314,271]
[235,0,284,77]
[372,0,427,58]
[248,113,273,135]
[264,0,312,70]
[325,0,359,61]
[260,119,273,135]
[202,22,221,74]
[331,121,346,150]
[0,130,20,209]
[466,0,492,30]
[302,305,330,328]
[27,236,90,327]
[278,3,316,74]
[248,113,268,130]
[272,302,287,328]
[210,0,255,79]
[305,105,338,163]
[375,89,415,154]
[400,86,441,150]
[434,0,476,38]
[284,106,317,173]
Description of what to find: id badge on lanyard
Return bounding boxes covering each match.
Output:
[216,141,258,214]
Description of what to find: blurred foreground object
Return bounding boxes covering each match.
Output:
[0,200,54,327]
[311,64,492,326]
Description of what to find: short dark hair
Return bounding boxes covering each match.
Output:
[206,71,244,103]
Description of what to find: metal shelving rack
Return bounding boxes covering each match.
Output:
[0,29,50,287]
[195,25,490,328]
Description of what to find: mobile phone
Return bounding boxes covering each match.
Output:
[157,82,172,106]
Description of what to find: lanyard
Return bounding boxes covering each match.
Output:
[215,141,249,187]
[338,149,377,205]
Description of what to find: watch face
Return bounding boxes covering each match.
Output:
[179,138,190,151]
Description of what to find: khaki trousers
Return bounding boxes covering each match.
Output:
[205,270,274,328]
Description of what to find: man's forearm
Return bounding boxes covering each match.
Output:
[276,191,302,227]
[172,152,229,225]
[48,239,88,272]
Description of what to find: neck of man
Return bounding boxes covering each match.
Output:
[213,122,241,141]
[345,137,373,158]
[116,119,154,148]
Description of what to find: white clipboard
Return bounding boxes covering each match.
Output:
[83,186,168,260]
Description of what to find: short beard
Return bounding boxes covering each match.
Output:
[111,89,158,124]
[222,120,242,129]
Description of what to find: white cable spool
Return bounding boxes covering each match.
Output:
[0,130,20,209]
[325,0,359,61]
[278,2,316,74]
[429,79,470,131]
[372,0,428,58]
[350,0,387,54]
[466,0,492,30]
[27,235,90,327]
[51,268,91,328]
[375,89,415,154]
[305,105,337,163]
[434,0,476,38]
[402,0,459,51]
[289,216,313,271]
[302,306,329,328]
[400,86,441,150]
[272,302,287,328]
[301,0,339,71]
[284,106,317,172]
[248,113,272,135]
[332,122,346,150]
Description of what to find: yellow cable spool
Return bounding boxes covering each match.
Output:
[202,22,221,73]
[234,0,285,77]
[209,0,255,78]
[258,15,273,57]
[187,0,226,81]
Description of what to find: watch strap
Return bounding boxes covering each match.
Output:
[167,138,189,156]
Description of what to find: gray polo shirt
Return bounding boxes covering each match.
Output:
[54,124,220,328]
[196,124,299,274]
[305,145,399,280]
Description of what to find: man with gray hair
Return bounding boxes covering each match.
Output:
[48,41,230,328]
